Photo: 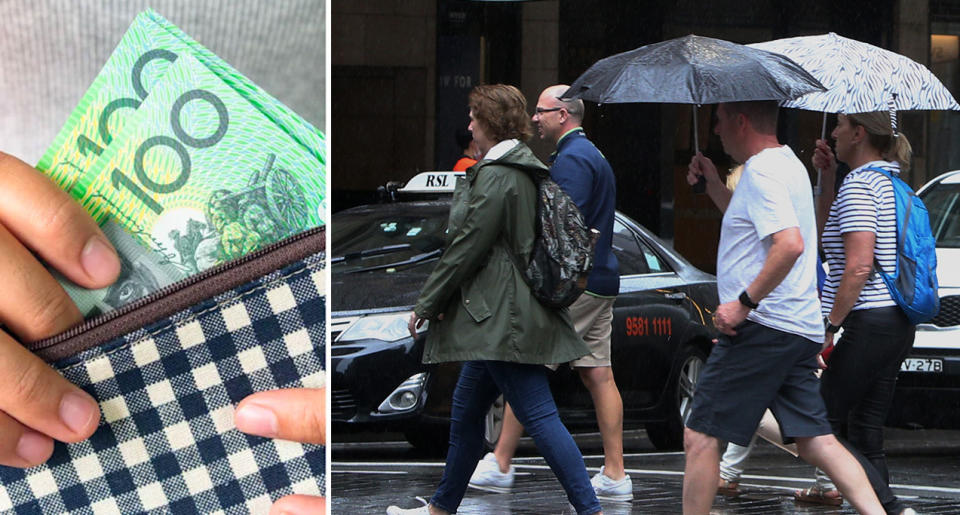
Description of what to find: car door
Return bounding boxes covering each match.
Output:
[550,217,700,423]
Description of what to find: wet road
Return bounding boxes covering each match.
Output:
[332,428,960,513]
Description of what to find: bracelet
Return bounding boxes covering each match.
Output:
[738,290,759,309]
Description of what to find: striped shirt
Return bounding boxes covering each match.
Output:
[821,160,898,315]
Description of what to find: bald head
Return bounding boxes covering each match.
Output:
[533,84,584,144]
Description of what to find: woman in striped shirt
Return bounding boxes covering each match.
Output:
[798,111,916,512]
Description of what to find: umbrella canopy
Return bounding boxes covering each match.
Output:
[564,34,825,105]
[749,32,960,113]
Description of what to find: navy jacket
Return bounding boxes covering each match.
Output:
[550,128,619,296]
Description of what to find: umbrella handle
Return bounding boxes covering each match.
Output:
[815,111,826,196]
[692,105,706,194]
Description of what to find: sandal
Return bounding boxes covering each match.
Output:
[717,478,740,497]
[794,486,843,506]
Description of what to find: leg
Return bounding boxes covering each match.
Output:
[795,434,883,515]
[569,295,625,480]
[429,362,503,513]
[578,366,625,479]
[719,433,757,483]
[488,361,602,515]
[492,403,523,473]
[682,427,721,514]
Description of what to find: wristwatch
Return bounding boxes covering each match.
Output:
[824,316,842,334]
[738,290,759,309]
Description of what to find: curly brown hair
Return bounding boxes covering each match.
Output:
[468,84,533,142]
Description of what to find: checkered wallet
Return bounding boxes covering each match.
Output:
[0,226,326,514]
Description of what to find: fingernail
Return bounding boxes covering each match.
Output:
[81,235,120,284]
[59,391,97,434]
[235,404,279,437]
[16,431,51,464]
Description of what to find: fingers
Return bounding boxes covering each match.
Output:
[0,411,54,468]
[687,154,703,186]
[408,312,419,339]
[0,331,100,448]
[235,388,326,445]
[0,224,84,340]
[0,152,120,290]
[269,495,326,515]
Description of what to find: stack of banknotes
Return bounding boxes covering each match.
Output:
[35,9,326,318]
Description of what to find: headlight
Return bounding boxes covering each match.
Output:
[336,311,429,342]
[377,372,428,414]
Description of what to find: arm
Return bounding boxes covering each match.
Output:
[812,139,838,243]
[550,153,594,211]
[825,231,875,326]
[713,227,804,335]
[688,152,732,212]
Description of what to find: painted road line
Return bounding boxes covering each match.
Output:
[333,461,960,496]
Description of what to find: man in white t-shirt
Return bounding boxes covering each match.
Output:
[680,101,883,514]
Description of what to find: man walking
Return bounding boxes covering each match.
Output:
[682,100,883,514]
[468,84,631,501]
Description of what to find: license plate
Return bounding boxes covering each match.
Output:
[900,358,944,373]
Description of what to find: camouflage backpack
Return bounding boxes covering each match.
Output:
[509,168,599,309]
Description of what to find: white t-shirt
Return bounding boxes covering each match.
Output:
[717,145,824,342]
[820,160,898,314]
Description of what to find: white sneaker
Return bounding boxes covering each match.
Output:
[386,496,430,514]
[468,452,514,493]
[591,466,634,502]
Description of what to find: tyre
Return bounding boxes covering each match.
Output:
[645,344,707,451]
[405,399,505,454]
[484,395,505,449]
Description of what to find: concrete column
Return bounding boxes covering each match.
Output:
[521,1,559,160]
[896,0,931,187]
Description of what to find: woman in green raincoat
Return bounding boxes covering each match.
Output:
[389,85,603,515]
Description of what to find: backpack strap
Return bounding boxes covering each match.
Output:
[862,166,911,277]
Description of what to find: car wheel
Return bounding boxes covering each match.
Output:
[646,344,707,451]
[484,395,505,449]
[404,399,506,455]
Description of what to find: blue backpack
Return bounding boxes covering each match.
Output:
[866,167,939,324]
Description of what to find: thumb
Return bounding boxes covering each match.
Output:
[235,388,326,444]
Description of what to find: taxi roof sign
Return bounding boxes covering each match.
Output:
[399,171,464,193]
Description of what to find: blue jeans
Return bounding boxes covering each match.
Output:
[430,361,602,515]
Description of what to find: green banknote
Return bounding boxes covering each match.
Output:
[37,9,325,194]
[40,10,326,317]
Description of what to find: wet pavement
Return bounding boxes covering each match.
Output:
[332,429,960,514]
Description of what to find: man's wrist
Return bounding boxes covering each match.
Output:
[738,290,759,310]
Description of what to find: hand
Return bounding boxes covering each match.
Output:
[812,139,838,178]
[235,388,327,514]
[0,152,121,468]
[687,152,721,187]
[408,311,440,339]
[712,300,750,336]
[817,333,835,369]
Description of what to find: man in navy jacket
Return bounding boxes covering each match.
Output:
[468,85,631,502]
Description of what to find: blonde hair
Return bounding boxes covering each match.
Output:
[726,164,744,191]
[846,111,912,172]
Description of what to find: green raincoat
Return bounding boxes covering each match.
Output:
[414,142,589,364]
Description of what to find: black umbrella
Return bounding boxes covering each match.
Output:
[564,34,825,154]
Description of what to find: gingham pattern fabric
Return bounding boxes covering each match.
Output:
[0,252,326,514]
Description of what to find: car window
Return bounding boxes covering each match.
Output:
[921,182,960,248]
[610,219,652,275]
[332,208,449,272]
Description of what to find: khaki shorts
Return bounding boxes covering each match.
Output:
[567,293,615,368]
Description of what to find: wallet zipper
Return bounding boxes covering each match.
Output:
[28,225,325,361]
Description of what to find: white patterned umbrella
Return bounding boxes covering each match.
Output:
[749,32,960,114]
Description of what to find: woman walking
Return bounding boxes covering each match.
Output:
[797,111,916,515]
[387,84,603,515]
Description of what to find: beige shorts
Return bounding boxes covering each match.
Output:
[567,293,615,368]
